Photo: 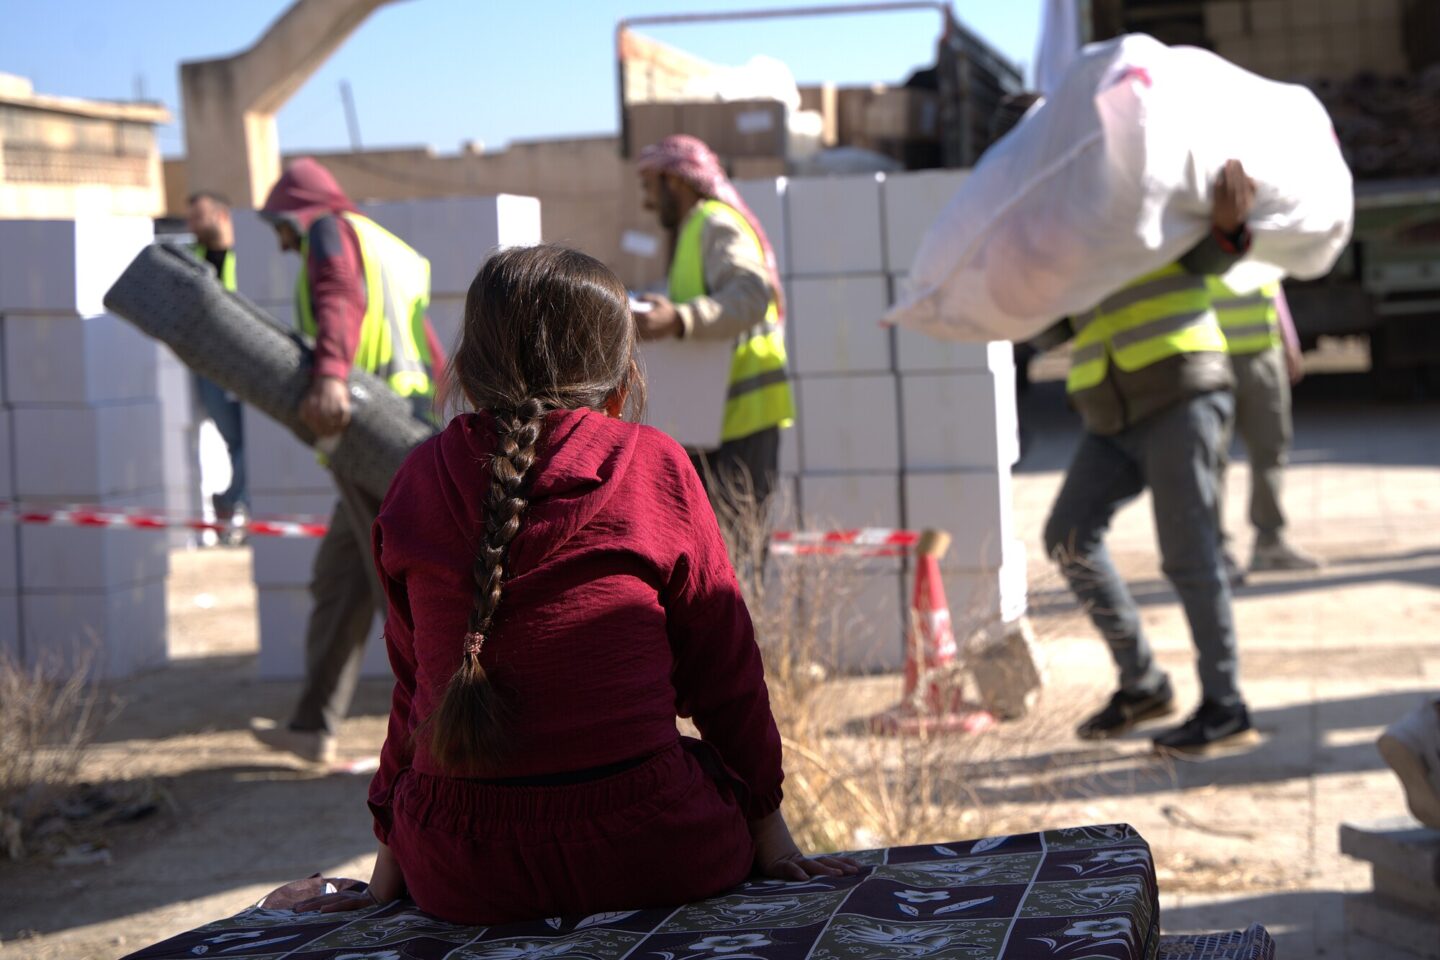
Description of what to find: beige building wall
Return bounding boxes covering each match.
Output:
[0,74,169,220]
[166,136,669,290]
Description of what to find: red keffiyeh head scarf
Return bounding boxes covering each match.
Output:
[637,135,786,324]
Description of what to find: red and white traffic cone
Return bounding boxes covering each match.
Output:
[871,530,997,736]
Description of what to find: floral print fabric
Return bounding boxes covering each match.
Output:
[123,824,1273,960]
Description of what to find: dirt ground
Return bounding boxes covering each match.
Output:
[2,363,1438,959]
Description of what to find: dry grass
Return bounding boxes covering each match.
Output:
[704,471,1084,855]
[0,650,112,860]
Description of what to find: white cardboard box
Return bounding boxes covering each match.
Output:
[0,593,18,663]
[890,275,1017,373]
[22,578,167,680]
[2,313,160,405]
[937,543,1029,633]
[734,178,789,277]
[904,470,1015,569]
[797,375,899,473]
[786,174,885,276]
[0,522,16,594]
[367,195,543,298]
[156,347,197,427]
[251,536,320,589]
[882,170,970,272]
[815,565,906,674]
[0,218,154,316]
[256,585,389,680]
[231,210,298,304]
[18,490,170,591]
[427,294,466,358]
[901,370,1019,471]
[639,337,733,449]
[799,473,902,530]
[789,275,893,376]
[11,400,165,499]
[243,406,332,494]
[0,410,12,500]
[778,421,800,475]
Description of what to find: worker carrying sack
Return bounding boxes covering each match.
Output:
[886,34,1354,343]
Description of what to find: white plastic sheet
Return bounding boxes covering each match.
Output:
[887,34,1355,343]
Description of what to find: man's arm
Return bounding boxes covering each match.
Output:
[676,213,773,341]
[1179,159,1256,277]
[307,215,366,382]
[299,215,366,436]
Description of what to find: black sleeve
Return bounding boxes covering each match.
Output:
[1179,224,1252,276]
[1024,318,1076,352]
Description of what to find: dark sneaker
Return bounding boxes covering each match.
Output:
[1153,699,1261,757]
[1251,538,1321,572]
[1077,677,1176,740]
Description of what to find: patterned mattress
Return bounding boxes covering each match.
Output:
[122,823,1273,960]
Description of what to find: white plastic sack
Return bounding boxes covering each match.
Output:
[887,34,1355,343]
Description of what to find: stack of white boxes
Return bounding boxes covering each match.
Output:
[157,338,201,551]
[0,219,169,678]
[735,170,1025,673]
[233,196,542,680]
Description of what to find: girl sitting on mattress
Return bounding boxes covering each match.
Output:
[296,244,856,925]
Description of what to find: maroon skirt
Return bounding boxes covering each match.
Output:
[389,738,756,925]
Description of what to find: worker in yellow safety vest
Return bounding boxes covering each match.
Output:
[1207,277,1319,574]
[186,190,247,539]
[250,158,447,765]
[634,136,795,568]
[1038,160,1263,758]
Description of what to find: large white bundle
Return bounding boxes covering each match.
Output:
[887,34,1354,343]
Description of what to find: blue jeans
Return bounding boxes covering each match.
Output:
[195,375,247,515]
[1043,391,1242,706]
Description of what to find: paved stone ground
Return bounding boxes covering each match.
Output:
[1,366,1436,959]
[1010,370,1440,959]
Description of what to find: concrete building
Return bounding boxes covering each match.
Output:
[0,73,170,220]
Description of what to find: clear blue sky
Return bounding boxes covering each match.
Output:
[0,1,1041,158]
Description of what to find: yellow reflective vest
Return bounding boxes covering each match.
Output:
[192,244,236,292]
[1067,264,1229,396]
[296,212,434,399]
[1207,278,1282,356]
[669,200,795,443]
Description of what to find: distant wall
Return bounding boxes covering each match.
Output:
[165,137,668,290]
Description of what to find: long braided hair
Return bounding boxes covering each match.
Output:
[426,245,645,771]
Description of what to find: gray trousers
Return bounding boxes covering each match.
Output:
[690,426,780,580]
[290,476,386,735]
[1219,346,1291,543]
[1044,391,1242,706]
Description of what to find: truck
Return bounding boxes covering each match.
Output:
[1086,0,1440,394]
[615,2,1023,174]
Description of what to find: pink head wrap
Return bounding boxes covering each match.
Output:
[637,135,786,324]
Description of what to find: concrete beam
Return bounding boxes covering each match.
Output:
[180,0,397,207]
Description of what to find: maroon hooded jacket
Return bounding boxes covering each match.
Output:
[261,158,446,383]
[367,408,784,922]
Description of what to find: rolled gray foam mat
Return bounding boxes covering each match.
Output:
[105,243,435,502]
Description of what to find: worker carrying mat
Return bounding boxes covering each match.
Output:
[105,243,434,502]
[887,34,1354,343]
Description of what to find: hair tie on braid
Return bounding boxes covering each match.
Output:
[464,632,486,657]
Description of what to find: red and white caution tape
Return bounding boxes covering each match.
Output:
[770,528,921,557]
[0,501,330,539]
[0,502,921,556]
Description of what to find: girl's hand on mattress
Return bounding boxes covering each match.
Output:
[759,850,863,882]
[292,888,381,914]
[293,843,404,913]
[752,810,862,882]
